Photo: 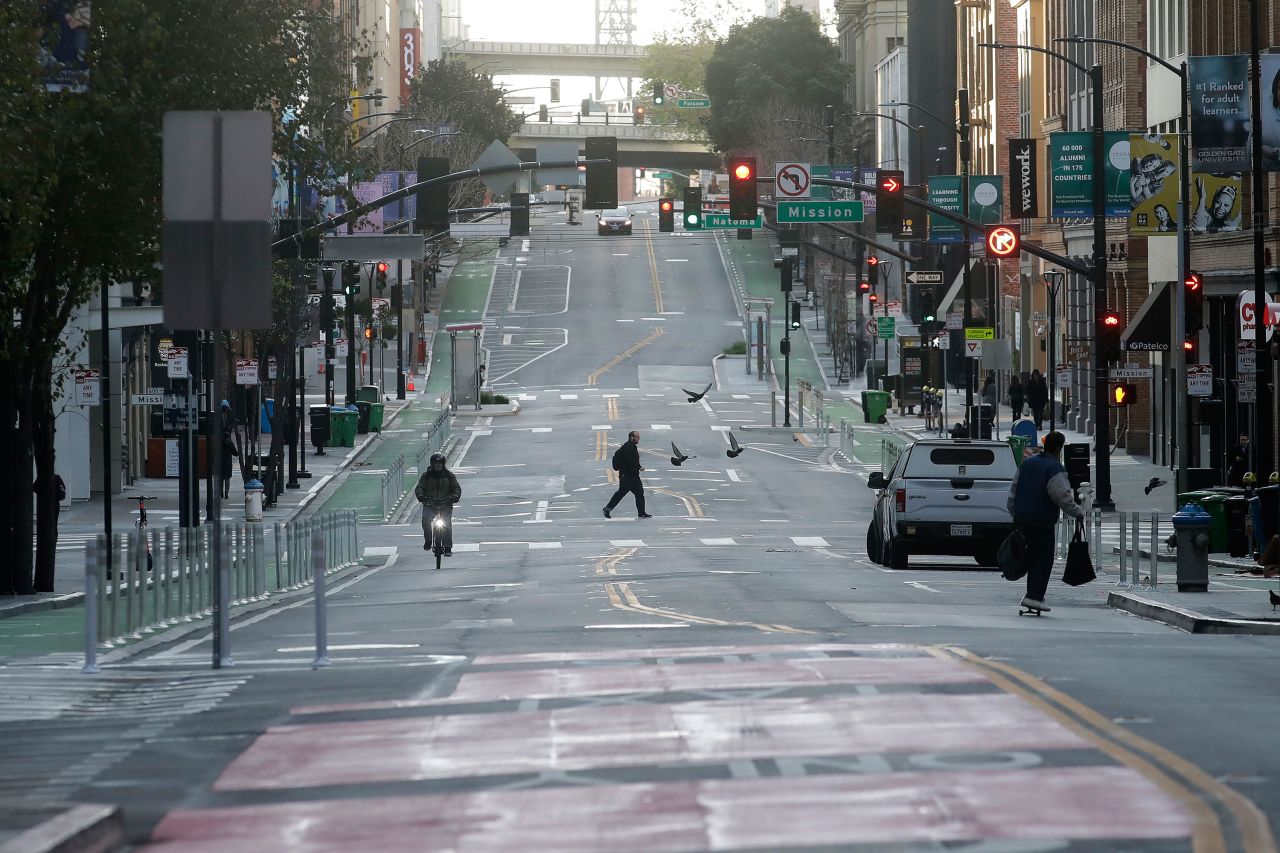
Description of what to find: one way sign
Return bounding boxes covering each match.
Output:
[906,270,943,285]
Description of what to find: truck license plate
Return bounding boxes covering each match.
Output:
[950,524,973,537]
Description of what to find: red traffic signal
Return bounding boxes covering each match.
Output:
[1102,311,1122,330]
[659,198,673,212]
[376,262,389,274]
[727,156,758,220]
[1184,272,1202,293]
[985,224,1021,259]
[858,280,871,292]
[867,255,880,267]
[1184,270,1204,332]
[868,292,879,303]
[657,197,675,232]
[732,162,753,181]
[879,173,902,194]
[374,261,389,290]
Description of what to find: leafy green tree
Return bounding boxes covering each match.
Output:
[638,0,743,137]
[703,7,849,154]
[0,1,358,594]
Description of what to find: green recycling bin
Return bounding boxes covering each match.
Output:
[1196,494,1230,553]
[357,385,380,404]
[369,402,385,433]
[328,408,357,448]
[861,390,891,424]
[1006,435,1029,466]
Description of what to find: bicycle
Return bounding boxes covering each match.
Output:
[427,511,450,571]
[127,494,157,572]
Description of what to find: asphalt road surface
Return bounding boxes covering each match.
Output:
[7,212,1279,852]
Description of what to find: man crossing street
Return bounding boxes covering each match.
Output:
[603,430,652,519]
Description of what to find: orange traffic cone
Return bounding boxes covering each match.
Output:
[407,377,416,392]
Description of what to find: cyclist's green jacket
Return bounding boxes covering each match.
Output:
[415,468,461,508]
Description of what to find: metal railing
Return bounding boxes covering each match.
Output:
[380,456,406,522]
[1058,506,1169,589]
[413,405,454,474]
[82,510,360,658]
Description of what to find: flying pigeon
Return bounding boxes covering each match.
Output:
[670,442,695,466]
[683,382,713,403]
[725,431,744,459]
[1144,477,1168,496]
[1270,589,1279,611]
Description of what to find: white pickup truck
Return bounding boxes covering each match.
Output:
[865,439,1017,569]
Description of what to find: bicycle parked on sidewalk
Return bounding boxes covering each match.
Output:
[127,494,157,571]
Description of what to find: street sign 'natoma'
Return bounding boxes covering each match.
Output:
[776,201,864,224]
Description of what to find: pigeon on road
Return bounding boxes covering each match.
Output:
[683,382,713,403]
[670,442,695,466]
[726,431,744,459]
[1144,477,1168,496]
[1270,589,1279,611]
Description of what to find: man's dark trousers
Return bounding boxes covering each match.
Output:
[1018,522,1055,601]
[606,473,646,516]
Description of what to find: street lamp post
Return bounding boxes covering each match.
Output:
[981,41,1112,508]
[1044,270,1066,434]
[852,112,925,188]
[1057,35,1191,492]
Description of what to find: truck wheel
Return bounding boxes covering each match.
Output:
[866,522,882,564]
[888,540,909,570]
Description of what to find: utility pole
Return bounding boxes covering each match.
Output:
[780,257,794,427]
[1249,0,1272,480]
[323,266,336,407]
[959,89,975,437]
[1089,63,1113,508]
[395,259,405,399]
[346,263,357,404]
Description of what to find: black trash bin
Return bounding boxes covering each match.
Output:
[354,400,372,434]
[309,405,330,454]
[967,404,994,439]
[258,454,277,507]
[1256,485,1279,544]
[1224,496,1250,557]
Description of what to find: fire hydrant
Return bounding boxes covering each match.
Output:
[1171,503,1212,592]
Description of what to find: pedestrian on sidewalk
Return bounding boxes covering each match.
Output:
[604,430,652,519]
[1227,434,1250,487]
[1026,370,1048,430]
[1008,374,1025,419]
[1007,430,1084,612]
[415,452,461,555]
[219,429,239,500]
[981,373,998,415]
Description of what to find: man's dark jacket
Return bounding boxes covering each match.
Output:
[415,468,462,508]
[612,442,641,476]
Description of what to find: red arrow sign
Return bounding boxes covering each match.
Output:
[985,224,1020,259]
[880,176,901,193]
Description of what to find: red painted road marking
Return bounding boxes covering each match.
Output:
[472,642,920,666]
[216,693,1088,791]
[149,768,1191,852]
[291,655,983,714]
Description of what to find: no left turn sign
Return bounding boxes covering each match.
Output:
[775,162,811,198]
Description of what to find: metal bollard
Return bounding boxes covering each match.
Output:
[150,527,162,628]
[216,523,233,667]
[274,521,284,589]
[1149,512,1160,589]
[771,391,777,427]
[82,539,100,675]
[1117,515,1128,586]
[312,528,330,669]
[1130,512,1141,585]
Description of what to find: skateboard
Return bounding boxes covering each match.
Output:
[1018,604,1047,617]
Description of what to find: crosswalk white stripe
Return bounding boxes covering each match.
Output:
[791,536,830,547]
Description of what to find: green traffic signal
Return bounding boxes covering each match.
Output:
[652,81,664,106]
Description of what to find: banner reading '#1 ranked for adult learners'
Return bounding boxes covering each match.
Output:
[1189,54,1251,172]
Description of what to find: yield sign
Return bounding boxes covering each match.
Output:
[965,340,984,359]
[775,162,811,198]
[985,223,1021,259]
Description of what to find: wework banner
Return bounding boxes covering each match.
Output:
[1189,55,1250,172]
[1008,138,1039,218]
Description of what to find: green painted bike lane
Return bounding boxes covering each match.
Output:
[424,244,499,397]
[719,235,863,426]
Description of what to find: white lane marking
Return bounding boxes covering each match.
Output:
[517,394,537,401]
[616,319,636,323]
[534,500,549,522]
[610,539,646,547]
[452,583,523,589]
[699,399,713,414]
[710,570,763,575]
[650,424,671,430]
[528,541,562,550]
[792,536,830,547]
[639,317,665,321]
[363,546,398,556]
[514,427,552,433]
[591,424,613,430]
[906,581,941,593]
[726,469,742,482]
[665,259,688,263]
[612,253,630,257]
[503,334,513,345]
[277,644,419,652]
[700,538,737,545]
[452,543,481,552]
[711,425,731,432]
[732,394,750,399]
[659,311,685,315]
[560,394,578,400]
[603,393,620,398]
[586,623,689,629]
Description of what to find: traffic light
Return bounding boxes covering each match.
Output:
[633,104,645,125]
[584,137,619,209]
[682,187,702,230]
[550,78,560,103]
[876,169,904,234]
[510,192,530,237]
[658,197,675,232]
[1183,335,1199,361]
[1099,310,1124,363]
[538,104,548,122]
[919,286,936,323]
[342,263,360,296]
[867,255,880,290]
[868,292,879,305]
[375,261,388,291]
[727,156,757,220]
[364,324,372,340]
[1110,382,1137,407]
[652,81,664,106]
[790,301,802,329]
[858,280,871,293]
[415,157,451,234]
[1184,271,1204,333]
[581,98,591,116]
[985,224,1021,260]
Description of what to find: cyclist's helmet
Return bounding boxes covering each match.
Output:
[430,452,446,467]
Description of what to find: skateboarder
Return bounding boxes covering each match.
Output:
[1006,430,1083,614]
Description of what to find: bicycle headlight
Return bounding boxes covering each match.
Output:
[433,517,445,529]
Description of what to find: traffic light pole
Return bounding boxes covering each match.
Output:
[781,258,793,428]
[1089,63,1113,508]
[959,90,975,438]
[346,265,357,404]
[323,268,336,407]
[395,259,405,400]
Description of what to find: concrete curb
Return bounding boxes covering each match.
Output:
[454,401,520,418]
[1107,590,1280,635]
[0,800,123,853]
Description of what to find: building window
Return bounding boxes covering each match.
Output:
[886,36,904,54]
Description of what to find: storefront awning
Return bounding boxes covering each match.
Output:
[1122,282,1171,352]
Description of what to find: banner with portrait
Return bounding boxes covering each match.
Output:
[1190,172,1243,233]
[1189,55,1250,172]
[1256,54,1280,171]
[1129,134,1180,236]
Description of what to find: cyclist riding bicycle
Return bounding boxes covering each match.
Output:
[414,452,461,556]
